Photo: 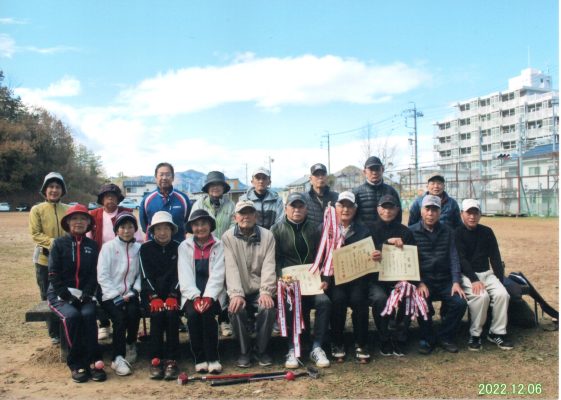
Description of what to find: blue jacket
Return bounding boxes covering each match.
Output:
[408,191,461,229]
[139,186,191,242]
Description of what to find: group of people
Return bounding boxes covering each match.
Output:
[29,157,514,384]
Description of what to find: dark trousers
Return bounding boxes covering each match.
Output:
[47,291,98,370]
[35,264,59,338]
[229,292,276,355]
[329,277,369,348]
[417,281,467,344]
[368,281,390,342]
[184,301,220,363]
[286,293,331,349]
[150,308,180,361]
[102,298,141,360]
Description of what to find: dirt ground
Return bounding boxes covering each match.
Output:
[0,212,558,399]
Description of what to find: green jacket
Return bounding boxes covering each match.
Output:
[190,194,235,239]
[29,201,69,266]
[270,217,320,277]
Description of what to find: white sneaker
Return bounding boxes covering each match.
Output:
[98,327,110,340]
[220,322,232,337]
[125,343,137,364]
[195,361,209,373]
[284,349,299,369]
[208,360,222,374]
[111,355,132,376]
[310,347,330,368]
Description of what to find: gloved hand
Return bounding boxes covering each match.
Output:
[200,297,213,313]
[165,297,179,311]
[68,295,81,309]
[113,295,125,307]
[150,297,165,313]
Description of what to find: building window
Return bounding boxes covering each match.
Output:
[501,108,515,117]
[502,141,516,150]
[481,129,491,137]
[459,103,470,111]
[460,133,471,140]
[459,118,471,126]
[501,125,516,134]
[479,98,491,107]
[460,147,471,155]
[439,150,452,157]
[481,144,492,152]
[439,136,452,143]
[529,167,541,175]
[501,92,515,102]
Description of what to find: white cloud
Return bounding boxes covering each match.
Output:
[0,17,28,25]
[15,76,81,100]
[23,45,80,55]
[0,33,16,58]
[15,55,432,184]
[118,54,430,116]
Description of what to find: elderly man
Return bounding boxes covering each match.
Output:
[408,174,461,229]
[140,162,191,242]
[239,167,284,229]
[304,163,339,227]
[409,195,467,354]
[223,200,277,368]
[456,199,513,351]
[353,156,402,228]
[369,194,417,357]
[271,192,331,369]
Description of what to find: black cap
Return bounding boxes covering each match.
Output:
[364,156,383,168]
[310,163,327,175]
[287,192,307,206]
[428,174,445,183]
[378,194,398,207]
[186,209,217,233]
[97,183,125,205]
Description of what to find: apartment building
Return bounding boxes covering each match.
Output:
[432,68,558,215]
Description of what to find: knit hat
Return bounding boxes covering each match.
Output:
[113,211,138,233]
[202,171,231,194]
[148,211,178,235]
[61,204,94,233]
[186,209,216,233]
[97,183,125,205]
[40,172,67,198]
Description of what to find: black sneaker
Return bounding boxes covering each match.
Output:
[438,339,459,353]
[468,336,482,351]
[331,344,345,359]
[149,358,164,380]
[487,333,514,350]
[71,368,89,383]
[89,364,107,382]
[254,352,273,367]
[379,340,393,357]
[164,360,179,381]
[355,346,370,363]
[417,340,433,355]
[392,340,405,357]
[236,353,251,368]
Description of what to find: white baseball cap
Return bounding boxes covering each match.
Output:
[461,199,481,212]
[337,191,356,205]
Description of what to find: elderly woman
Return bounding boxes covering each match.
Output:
[190,171,235,337]
[29,172,69,344]
[178,209,226,374]
[47,204,106,383]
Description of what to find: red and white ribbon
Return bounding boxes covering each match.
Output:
[381,281,429,321]
[277,279,305,357]
[309,205,343,277]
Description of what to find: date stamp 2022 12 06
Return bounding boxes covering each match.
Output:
[478,383,543,396]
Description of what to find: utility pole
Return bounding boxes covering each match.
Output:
[322,131,331,174]
[403,102,423,188]
[268,156,274,179]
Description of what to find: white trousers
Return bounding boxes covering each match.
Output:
[461,270,510,336]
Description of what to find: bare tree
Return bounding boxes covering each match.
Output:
[359,124,397,168]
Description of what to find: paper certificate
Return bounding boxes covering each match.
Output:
[378,244,420,281]
[333,237,380,285]
[281,264,323,296]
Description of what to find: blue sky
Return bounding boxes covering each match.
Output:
[1,0,558,186]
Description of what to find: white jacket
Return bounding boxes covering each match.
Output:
[177,235,227,309]
[97,236,141,302]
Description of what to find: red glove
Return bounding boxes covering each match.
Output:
[150,298,165,313]
[165,297,179,311]
[200,297,213,313]
[193,297,203,314]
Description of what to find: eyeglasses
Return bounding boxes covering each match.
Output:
[367,166,382,172]
[157,173,173,178]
